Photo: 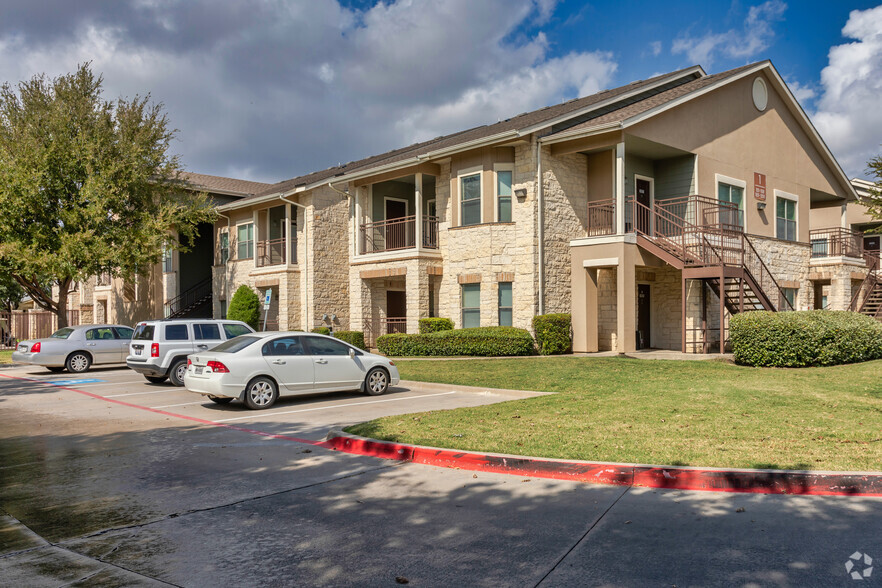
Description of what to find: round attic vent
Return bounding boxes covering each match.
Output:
[752,77,768,111]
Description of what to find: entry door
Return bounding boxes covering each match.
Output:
[635,178,652,235]
[385,199,408,249]
[387,291,406,334]
[637,284,651,350]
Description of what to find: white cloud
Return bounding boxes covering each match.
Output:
[671,0,786,67]
[649,41,662,57]
[0,0,615,183]
[787,79,816,104]
[813,5,882,179]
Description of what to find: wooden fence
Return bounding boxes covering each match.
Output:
[0,310,80,349]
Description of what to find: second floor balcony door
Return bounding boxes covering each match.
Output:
[385,199,408,250]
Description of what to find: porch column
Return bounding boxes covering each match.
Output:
[415,173,423,250]
[285,203,292,265]
[252,209,259,264]
[615,142,626,235]
[616,250,636,353]
[354,187,365,257]
[405,260,428,335]
[584,268,600,352]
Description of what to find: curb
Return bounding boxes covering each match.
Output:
[325,429,882,497]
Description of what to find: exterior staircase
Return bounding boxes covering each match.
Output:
[851,254,881,320]
[165,277,213,319]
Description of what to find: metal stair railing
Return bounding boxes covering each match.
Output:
[741,234,793,311]
[850,252,880,312]
[164,277,212,318]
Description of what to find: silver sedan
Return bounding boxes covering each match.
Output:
[184,331,400,409]
[12,324,135,373]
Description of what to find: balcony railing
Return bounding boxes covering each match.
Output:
[361,215,439,254]
[587,195,742,237]
[256,238,286,267]
[809,228,863,259]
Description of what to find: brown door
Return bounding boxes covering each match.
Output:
[386,291,406,334]
[385,200,408,250]
[635,178,651,235]
[637,284,650,350]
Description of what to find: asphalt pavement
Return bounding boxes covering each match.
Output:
[0,364,879,587]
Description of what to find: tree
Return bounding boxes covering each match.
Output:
[0,270,24,313]
[227,285,261,330]
[0,64,216,327]
[868,154,882,220]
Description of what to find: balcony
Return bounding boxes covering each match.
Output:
[810,228,863,259]
[256,238,286,267]
[360,215,439,255]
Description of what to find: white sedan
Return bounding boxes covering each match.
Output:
[183,331,400,409]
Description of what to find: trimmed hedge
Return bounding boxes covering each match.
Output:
[311,327,331,335]
[377,326,536,357]
[227,285,261,330]
[419,317,455,334]
[334,330,367,351]
[730,310,882,367]
[532,313,572,355]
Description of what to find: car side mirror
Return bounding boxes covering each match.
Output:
[348,348,356,359]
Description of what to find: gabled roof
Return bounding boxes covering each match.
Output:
[178,171,272,197]
[238,65,707,203]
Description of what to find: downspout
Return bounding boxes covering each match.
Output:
[537,138,545,315]
[279,194,309,331]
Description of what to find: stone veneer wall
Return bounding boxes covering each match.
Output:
[542,147,588,314]
[748,235,812,310]
[309,186,351,331]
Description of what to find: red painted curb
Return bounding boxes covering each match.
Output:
[325,433,882,497]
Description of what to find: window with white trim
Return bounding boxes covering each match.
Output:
[776,194,797,242]
[237,223,254,260]
[717,181,745,228]
[461,283,480,328]
[497,170,512,222]
[219,230,230,265]
[460,173,481,226]
[161,247,173,273]
[498,282,512,327]
[782,288,797,310]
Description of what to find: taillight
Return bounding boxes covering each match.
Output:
[187,358,192,366]
[31,342,41,353]
[206,361,229,373]
[150,343,159,357]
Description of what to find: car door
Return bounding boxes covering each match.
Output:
[113,327,134,362]
[261,336,315,393]
[302,336,366,391]
[85,327,121,364]
[193,323,223,353]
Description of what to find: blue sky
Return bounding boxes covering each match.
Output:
[0,1,880,182]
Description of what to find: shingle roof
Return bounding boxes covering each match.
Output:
[178,171,272,197]
[248,65,711,199]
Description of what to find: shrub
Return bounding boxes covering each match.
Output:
[311,327,331,335]
[377,326,535,357]
[730,310,882,367]
[227,285,261,330]
[532,313,572,355]
[334,330,366,351]
[419,317,454,334]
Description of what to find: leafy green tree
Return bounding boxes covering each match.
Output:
[227,285,261,330]
[0,64,216,327]
[0,269,24,313]
[867,154,882,221]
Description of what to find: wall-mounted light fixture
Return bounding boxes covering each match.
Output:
[514,188,527,200]
[757,201,766,210]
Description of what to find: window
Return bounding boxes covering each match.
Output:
[220,299,227,320]
[497,170,512,223]
[50,328,75,339]
[498,282,512,327]
[162,247,173,273]
[776,195,797,242]
[133,325,155,341]
[460,173,481,226]
[262,336,306,356]
[114,327,134,340]
[211,336,259,353]
[165,324,189,341]
[717,181,744,228]
[223,323,253,339]
[782,288,797,310]
[194,323,221,340]
[304,336,354,356]
[237,223,254,260]
[219,231,229,265]
[461,284,480,328]
[87,327,115,340]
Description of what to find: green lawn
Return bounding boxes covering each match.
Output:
[0,350,12,365]
[347,357,882,471]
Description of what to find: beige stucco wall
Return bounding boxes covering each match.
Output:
[628,70,851,242]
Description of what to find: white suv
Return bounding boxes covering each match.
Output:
[127,319,255,386]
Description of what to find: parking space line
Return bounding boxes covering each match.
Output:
[150,401,208,409]
[66,380,147,388]
[105,389,191,398]
[213,391,457,423]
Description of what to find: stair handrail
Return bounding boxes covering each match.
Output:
[628,195,691,262]
[164,277,212,317]
[742,234,793,311]
[849,253,880,311]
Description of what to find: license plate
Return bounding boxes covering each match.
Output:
[134,348,141,356]
[195,367,203,375]
[18,345,27,352]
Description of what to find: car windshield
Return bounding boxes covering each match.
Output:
[223,323,253,339]
[210,336,260,353]
[49,328,75,339]
[132,324,155,341]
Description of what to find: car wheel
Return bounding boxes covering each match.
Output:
[243,377,278,410]
[145,375,168,384]
[364,367,389,396]
[46,367,65,373]
[168,360,188,387]
[208,395,234,405]
[65,352,92,374]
